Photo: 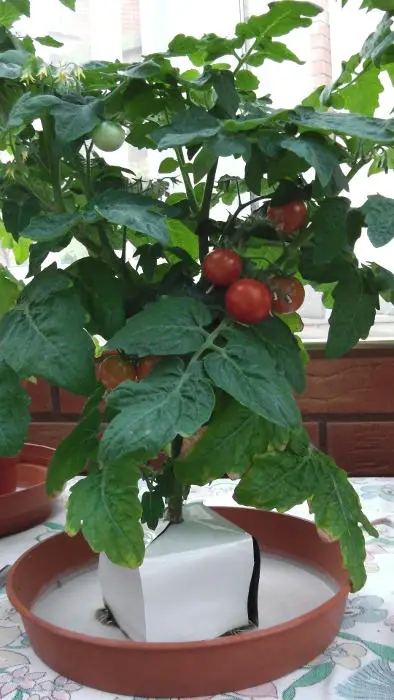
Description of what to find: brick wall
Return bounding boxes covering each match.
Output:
[26,346,394,477]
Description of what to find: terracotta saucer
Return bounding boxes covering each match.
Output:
[0,443,55,537]
[7,507,350,697]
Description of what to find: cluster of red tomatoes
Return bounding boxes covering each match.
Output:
[97,353,161,391]
[202,199,306,324]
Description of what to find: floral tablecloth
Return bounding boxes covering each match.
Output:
[1,477,394,700]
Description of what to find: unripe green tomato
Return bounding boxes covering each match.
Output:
[92,121,126,152]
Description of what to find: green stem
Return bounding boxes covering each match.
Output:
[85,141,94,198]
[198,161,218,263]
[174,147,199,214]
[347,159,367,183]
[221,193,272,241]
[234,39,257,75]
[167,479,185,524]
[42,116,65,213]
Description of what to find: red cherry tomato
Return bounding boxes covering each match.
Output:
[202,249,242,287]
[97,355,138,390]
[137,355,162,380]
[225,278,272,324]
[267,200,307,235]
[270,277,305,314]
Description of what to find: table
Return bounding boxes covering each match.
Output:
[1,477,394,700]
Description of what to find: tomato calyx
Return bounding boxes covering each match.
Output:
[202,248,242,287]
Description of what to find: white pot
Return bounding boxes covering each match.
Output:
[98,502,260,643]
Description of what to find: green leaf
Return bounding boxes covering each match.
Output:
[141,491,165,530]
[236,2,321,39]
[250,41,303,66]
[124,58,162,79]
[361,194,394,247]
[253,316,306,394]
[100,358,215,465]
[235,69,259,91]
[175,400,273,485]
[340,66,382,117]
[7,93,61,129]
[0,265,20,319]
[204,328,300,428]
[2,194,41,240]
[289,107,394,144]
[0,359,30,456]
[93,190,170,244]
[46,398,102,495]
[59,0,75,8]
[0,268,96,395]
[312,197,351,264]
[281,134,344,188]
[326,268,378,358]
[66,459,144,567]
[166,219,198,260]
[192,145,217,182]
[107,296,212,357]
[151,108,220,149]
[309,450,377,591]
[245,144,266,194]
[0,61,20,78]
[159,157,178,174]
[211,70,239,117]
[35,35,63,48]
[21,212,80,243]
[235,441,375,590]
[50,100,101,143]
[0,2,23,26]
[7,0,30,17]
[370,261,394,302]
[66,258,126,339]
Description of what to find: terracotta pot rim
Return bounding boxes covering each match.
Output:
[0,443,55,536]
[7,510,350,652]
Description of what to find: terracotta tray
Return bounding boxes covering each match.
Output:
[0,443,55,537]
[7,507,350,697]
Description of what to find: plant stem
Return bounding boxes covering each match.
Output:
[174,146,199,214]
[234,39,257,75]
[221,193,273,241]
[121,226,127,264]
[198,160,218,263]
[167,479,184,524]
[85,141,94,198]
[347,159,367,183]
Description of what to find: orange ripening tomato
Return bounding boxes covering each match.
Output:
[137,355,162,380]
[97,354,138,390]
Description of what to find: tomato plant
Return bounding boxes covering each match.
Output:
[202,249,242,286]
[270,277,305,314]
[97,355,137,390]
[267,201,308,235]
[0,0,390,590]
[92,121,126,152]
[225,279,272,324]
